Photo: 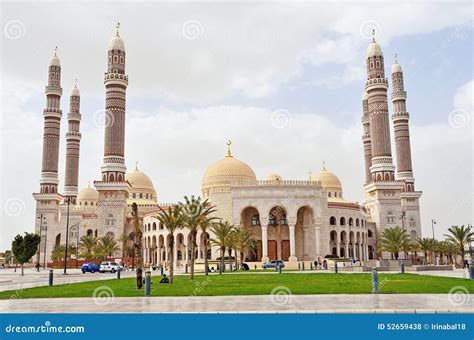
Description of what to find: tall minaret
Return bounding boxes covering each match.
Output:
[362,32,404,253]
[94,23,131,239]
[33,48,64,264]
[63,81,82,203]
[391,56,423,240]
[361,91,372,184]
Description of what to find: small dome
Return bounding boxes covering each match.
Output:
[311,163,342,191]
[366,41,383,58]
[391,63,402,74]
[125,166,157,204]
[71,83,80,97]
[266,173,282,181]
[202,142,256,191]
[77,186,98,202]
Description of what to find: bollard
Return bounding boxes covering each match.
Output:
[310,262,313,270]
[160,266,164,276]
[302,262,305,271]
[48,269,53,286]
[278,264,282,274]
[117,268,121,279]
[145,271,151,297]
[372,269,379,294]
[185,263,188,274]
[469,261,474,280]
[254,265,257,271]
[400,261,405,274]
[275,263,279,273]
[298,263,301,271]
[334,262,338,274]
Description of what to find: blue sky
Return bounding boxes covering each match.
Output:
[0,1,472,250]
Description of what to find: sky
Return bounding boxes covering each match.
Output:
[0,0,472,251]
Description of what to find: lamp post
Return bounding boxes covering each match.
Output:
[43,225,48,269]
[75,223,80,269]
[36,214,45,271]
[431,219,436,240]
[63,196,71,275]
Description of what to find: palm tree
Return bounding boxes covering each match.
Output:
[417,238,435,265]
[444,225,473,267]
[118,232,129,260]
[78,235,97,259]
[409,241,420,264]
[155,205,185,283]
[210,221,235,274]
[95,234,120,259]
[226,230,237,271]
[199,214,220,276]
[180,195,217,279]
[232,227,255,270]
[379,226,409,259]
[444,242,459,265]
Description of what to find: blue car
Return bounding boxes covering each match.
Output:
[81,262,99,273]
[262,260,285,269]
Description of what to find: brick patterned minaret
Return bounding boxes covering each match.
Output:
[365,35,396,181]
[63,81,82,203]
[361,91,372,184]
[391,58,414,191]
[33,48,64,265]
[94,23,131,240]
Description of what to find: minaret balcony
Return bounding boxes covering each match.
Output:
[391,91,407,101]
[45,86,63,96]
[392,111,410,120]
[365,78,388,91]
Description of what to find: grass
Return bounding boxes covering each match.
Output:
[1,272,473,299]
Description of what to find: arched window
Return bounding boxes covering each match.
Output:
[348,218,353,226]
[109,174,115,181]
[251,215,260,226]
[387,212,394,223]
[105,213,116,226]
[328,192,332,197]
[329,216,336,226]
[410,218,416,228]
[356,218,360,227]
[152,222,157,231]
[410,230,417,241]
[368,230,373,237]
[340,217,346,226]
[139,193,143,199]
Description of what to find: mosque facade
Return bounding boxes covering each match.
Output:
[33,27,422,266]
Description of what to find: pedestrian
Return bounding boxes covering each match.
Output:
[35,261,40,272]
[323,259,328,270]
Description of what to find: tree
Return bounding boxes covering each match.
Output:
[78,235,97,259]
[233,227,256,269]
[51,244,74,262]
[417,238,435,265]
[379,226,409,259]
[132,203,143,289]
[118,232,129,260]
[180,195,217,279]
[444,225,473,267]
[95,234,120,259]
[210,221,235,274]
[409,241,420,264]
[11,233,41,276]
[199,213,220,275]
[155,205,185,283]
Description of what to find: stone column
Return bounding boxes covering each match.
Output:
[173,234,178,268]
[345,242,349,259]
[365,244,369,260]
[196,242,201,260]
[289,224,297,262]
[359,244,363,261]
[261,225,269,262]
[314,224,321,257]
[158,246,162,265]
[184,244,189,263]
[303,226,309,259]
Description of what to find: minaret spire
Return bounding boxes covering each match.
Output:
[64,80,82,203]
[226,140,232,157]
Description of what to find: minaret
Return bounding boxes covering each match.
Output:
[391,56,423,240]
[391,56,414,191]
[63,80,82,203]
[361,91,372,184]
[101,22,128,181]
[362,32,405,254]
[33,48,64,265]
[94,23,131,239]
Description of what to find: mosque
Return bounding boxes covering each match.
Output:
[33,26,422,266]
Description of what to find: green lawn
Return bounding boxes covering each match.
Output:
[1,273,473,299]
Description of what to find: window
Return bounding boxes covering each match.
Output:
[410,230,417,241]
[368,230,373,237]
[410,218,416,228]
[356,218,360,227]
[269,215,276,226]
[279,215,287,225]
[108,56,112,64]
[139,193,143,199]
[251,215,260,226]
[376,61,380,68]
[120,56,124,64]
[328,192,332,197]
[153,222,157,231]
[105,213,116,226]
[370,61,374,69]
[113,55,118,63]
[329,216,336,226]
[349,218,353,226]
[340,217,346,226]
[387,212,394,223]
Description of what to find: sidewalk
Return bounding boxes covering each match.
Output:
[1,294,472,314]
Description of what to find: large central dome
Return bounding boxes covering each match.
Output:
[202,142,256,193]
[125,165,157,204]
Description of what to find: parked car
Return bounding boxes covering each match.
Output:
[99,261,123,273]
[262,260,285,269]
[81,262,100,273]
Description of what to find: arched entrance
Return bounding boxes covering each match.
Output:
[240,206,262,261]
[268,206,288,261]
[296,206,313,260]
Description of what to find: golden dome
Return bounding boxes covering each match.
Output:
[266,173,282,181]
[311,163,342,191]
[77,186,98,203]
[125,165,157,204]
[202,141,256,191]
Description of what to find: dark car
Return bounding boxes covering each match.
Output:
[262,260,285,269]
[81,262,100,273]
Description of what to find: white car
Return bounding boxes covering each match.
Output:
[99,261,122,273]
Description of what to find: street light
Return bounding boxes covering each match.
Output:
[431,219,437,240]
[63,196,71,275]
[36,214,45,271]
[75,223,80,269]
[43,224,48,269]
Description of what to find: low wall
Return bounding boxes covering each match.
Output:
[407,265,453,272]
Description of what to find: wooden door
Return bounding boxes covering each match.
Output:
[281,240,290,261]
[268,240,277,260]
